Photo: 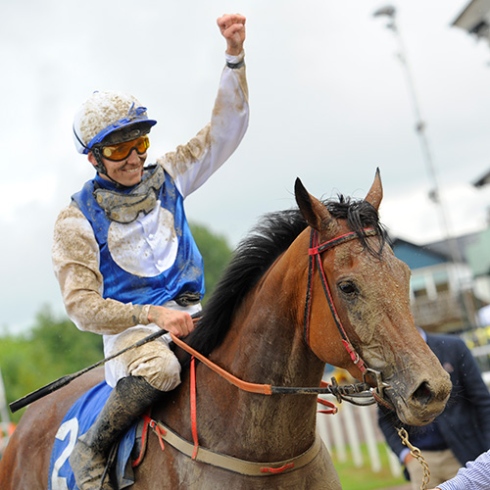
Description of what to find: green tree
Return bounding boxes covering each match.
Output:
[0,306,103,422]
[190,222,233,302]
[29,306,104,373]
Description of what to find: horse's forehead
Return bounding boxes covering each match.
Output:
[330,241,408,282]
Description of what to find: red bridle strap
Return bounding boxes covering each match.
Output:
[304,228,377,375]
[190,356,199,459]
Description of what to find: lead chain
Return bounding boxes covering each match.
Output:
[396,427,431,490]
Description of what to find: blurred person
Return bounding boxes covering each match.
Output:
[478,303,490,327]
[429,448,490,490]
[52,13,248,490]
[378,328,490,490]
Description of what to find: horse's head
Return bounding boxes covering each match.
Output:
[294,170,451,426]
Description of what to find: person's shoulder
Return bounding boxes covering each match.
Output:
[426,332,469,352]
[54,202,87,230]
[58,201,84,217]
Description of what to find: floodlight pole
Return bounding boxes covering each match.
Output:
[373,6,475,328]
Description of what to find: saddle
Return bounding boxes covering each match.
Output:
[48,382,144,490]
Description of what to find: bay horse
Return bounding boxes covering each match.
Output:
[0,171,451,489]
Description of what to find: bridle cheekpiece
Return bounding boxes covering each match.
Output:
[304,227,391,401]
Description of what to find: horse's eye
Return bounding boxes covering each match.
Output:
[338,281,358,297]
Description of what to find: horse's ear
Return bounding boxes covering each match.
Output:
[295,178,334,232]
[364,168,383,211]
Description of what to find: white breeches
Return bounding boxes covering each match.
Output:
[103,301,201,391]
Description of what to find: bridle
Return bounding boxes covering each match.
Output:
[170,226,393,407]
[304,227,391,403]
[145,226,396,475]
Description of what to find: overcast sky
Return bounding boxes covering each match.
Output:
[2,0,490,333]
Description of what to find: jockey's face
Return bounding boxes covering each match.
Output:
[88,145,148,187]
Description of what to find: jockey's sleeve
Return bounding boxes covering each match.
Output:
[157,51,249,198]
[52,205,151,335]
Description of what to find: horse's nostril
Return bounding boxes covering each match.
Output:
[412,381,434,405]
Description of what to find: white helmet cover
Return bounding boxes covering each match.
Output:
[73,91,157,154]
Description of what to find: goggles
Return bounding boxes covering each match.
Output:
[100,135,150,161]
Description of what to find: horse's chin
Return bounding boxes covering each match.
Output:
[396,409,439,427]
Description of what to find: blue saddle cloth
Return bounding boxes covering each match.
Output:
[48,381,137,490]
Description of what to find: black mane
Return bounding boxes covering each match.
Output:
[180,195,386,362]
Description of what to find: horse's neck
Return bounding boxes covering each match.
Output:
[187,252,325,459]
[219,245,322,375]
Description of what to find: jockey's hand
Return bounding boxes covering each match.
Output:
[147,306,195,337]
[217,13,246,56]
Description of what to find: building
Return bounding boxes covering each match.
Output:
[391,236,479,332]
[452,0,490,43]
[473,169,490,188]
[450,0,490,330]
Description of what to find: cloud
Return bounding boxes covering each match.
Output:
[2,0,490,331]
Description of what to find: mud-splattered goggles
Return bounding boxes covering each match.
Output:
[100,135,150,161]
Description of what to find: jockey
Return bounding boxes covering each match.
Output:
[52,14,248,490]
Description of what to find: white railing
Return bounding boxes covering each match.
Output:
[316,394,402,476]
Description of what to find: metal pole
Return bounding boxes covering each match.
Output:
[373,6,476,327]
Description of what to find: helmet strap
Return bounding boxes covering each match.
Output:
[91,147,125,187]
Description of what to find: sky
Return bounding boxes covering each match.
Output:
[1,0,490,334]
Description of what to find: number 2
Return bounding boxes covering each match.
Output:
[50,418,79,490]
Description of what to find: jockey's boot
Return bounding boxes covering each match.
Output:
[69,375,163,490]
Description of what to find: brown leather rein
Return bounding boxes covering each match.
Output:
[170,334,374,405]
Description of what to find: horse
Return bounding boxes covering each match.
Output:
[0,171,451,489]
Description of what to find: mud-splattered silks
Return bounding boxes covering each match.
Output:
[71,165,204,306]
